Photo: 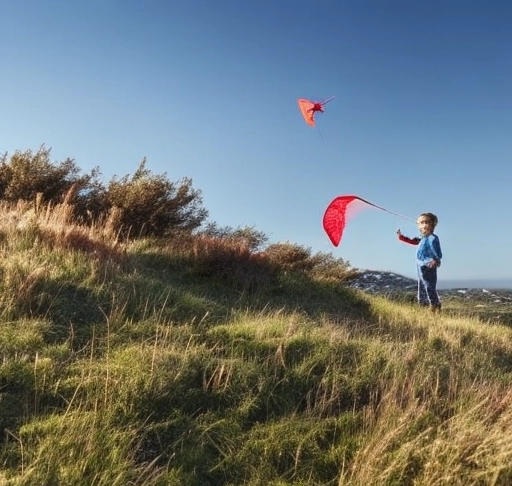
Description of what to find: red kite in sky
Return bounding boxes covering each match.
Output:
[297,96,335,127]
[323,195,414,246]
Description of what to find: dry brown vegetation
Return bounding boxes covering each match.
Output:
[0,198,511,486]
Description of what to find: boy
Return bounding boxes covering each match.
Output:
[397,212,442,312]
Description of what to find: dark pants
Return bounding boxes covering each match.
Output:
[417,265,440,307]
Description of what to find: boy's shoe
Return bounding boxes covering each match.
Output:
[430,304,441,313]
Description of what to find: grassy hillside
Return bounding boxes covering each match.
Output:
[1,201,512,485]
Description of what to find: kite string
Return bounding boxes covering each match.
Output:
[358,197,415,222]
[377,206,415,222]
[321,95,336,105]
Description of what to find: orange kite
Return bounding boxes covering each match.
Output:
[297,96,335,126]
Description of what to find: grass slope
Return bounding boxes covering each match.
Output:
[1,202,512,485]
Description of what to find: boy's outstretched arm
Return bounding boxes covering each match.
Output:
[396,229,420,245]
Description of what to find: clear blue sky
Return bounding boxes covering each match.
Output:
[1,0,511,283]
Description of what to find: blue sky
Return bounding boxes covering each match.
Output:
[1,0,511,283]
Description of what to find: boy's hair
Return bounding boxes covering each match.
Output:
[419,212,438,228]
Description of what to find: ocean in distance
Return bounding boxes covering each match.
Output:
[438,279,512,290]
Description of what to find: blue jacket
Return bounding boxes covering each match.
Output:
[398,233,442,267]
[416,234,442,266]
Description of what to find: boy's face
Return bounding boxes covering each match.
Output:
[417,217,433,235]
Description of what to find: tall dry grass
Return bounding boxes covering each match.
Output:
[1,198,512,485]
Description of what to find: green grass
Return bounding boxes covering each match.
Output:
[1,202,512,485]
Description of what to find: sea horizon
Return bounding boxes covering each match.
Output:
[357,270,512,291]
[437,279,512,290]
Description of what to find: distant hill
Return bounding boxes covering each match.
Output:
[351,270,512,292]
[350,270,512,306]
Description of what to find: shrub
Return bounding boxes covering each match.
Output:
[0,148,209,239]
[105,159,208,238]
[263,242,314,273]
[0,146,101,215]
[263,242,355,283]
[190,235,278,292]
[199,223,269,252]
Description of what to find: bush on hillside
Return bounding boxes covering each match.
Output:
[262,242,356,283]
[190,235,278,293]
[308,251,359,282]
[105,158,208,238]
[0,148,209,238]
[199,223,269,252]
[185,237,356,292]
[0,146,102,218]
